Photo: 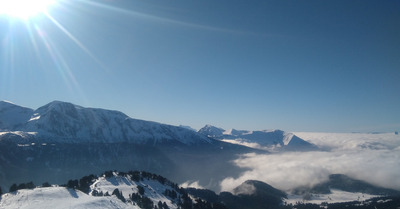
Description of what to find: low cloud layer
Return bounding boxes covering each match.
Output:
[180,181,205,189]
[220,133,400,192]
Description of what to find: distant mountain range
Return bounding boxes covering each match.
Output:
[198,124,318,151]
[0,101,316,192]
[0,101,316,151]
[0,101,262,191]
[1,101,399,208]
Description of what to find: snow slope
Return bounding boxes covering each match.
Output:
[0,187,135,209]
[0,171,186,209]
[90,173,179,209]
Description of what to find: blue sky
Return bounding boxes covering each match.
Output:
[1,0,399,132]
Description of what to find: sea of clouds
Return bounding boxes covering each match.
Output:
[220,132,400,192]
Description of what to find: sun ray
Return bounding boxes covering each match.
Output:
[78,0,245,34]
[1,26,15,71]
[1,0,91,103]
[43,12,108,72]
[26,23,43,63]
[0,27,17,97]
[33,23,87,102]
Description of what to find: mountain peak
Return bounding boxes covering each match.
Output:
[234,180,287,198]
[0,101,34,131]
[198,124,225,137]
[38,100,82,111]
[203,124,224,130]
[0,100,16,106]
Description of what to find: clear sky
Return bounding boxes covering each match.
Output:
[0,0,399,132]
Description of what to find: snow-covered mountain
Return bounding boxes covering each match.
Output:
[0,101,33,130]
[0,171,209,209]
[198,125,225,138]
[198,125,317,151]
[0,101,258,193]
[0,101,211,145]
[0,186,133,209]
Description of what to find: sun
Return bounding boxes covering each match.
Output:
[0,0,56,19]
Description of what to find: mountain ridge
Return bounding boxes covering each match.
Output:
[0,101,34,131]
[0,101,261,193]
[0,100,212,145]
[1,170,224,209]
[198,125,317,151]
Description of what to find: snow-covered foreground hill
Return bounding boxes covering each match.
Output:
[0,171,189,209]
[1,170,399,209]
[0,170,288,209]
[0,187,135,209]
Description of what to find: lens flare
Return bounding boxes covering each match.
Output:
[0,0,56,19]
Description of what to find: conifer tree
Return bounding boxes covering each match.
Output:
[9,184,17,193]
[67,179,79,189]
[17,183,26,190]
[26,182,35,189]
[112,188,126,203]
[163,202,170,209]
[137,185,145,195]
[42,182,51,187]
